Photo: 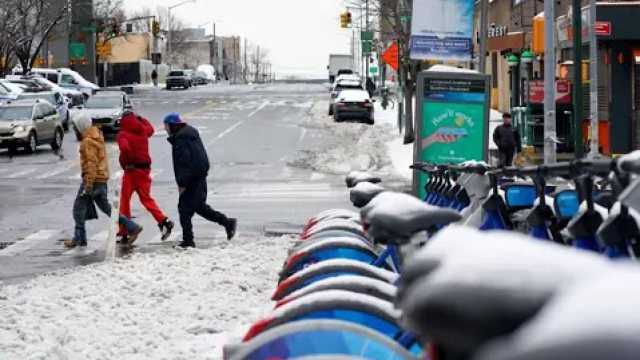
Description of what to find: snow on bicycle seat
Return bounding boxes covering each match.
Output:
[276,275,397,307]
[475,265,640,360]
[345,171,382,188]
[350,181,385,208]
[397,226,609,353]
[363,192,462,244]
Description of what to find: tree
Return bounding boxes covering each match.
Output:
[6,0,70,73]
[94,0,127,62]
[0,7,18,76]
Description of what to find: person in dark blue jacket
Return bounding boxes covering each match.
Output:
[164,113,237,248]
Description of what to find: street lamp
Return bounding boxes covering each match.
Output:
[167,0,196,68]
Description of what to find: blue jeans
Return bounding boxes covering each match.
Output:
[73,182,139,243]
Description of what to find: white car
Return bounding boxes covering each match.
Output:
[27,68,99,99]
[333,89,374,125]
[0,80,22,102]
[328,79,364,116]
[26,76,85,107]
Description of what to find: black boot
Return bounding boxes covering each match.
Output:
[158,218,175,240]
[225,218,237,240]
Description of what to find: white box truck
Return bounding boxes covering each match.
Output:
[328,54,354,83]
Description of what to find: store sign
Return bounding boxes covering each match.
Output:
[528,80,572,104]
[595,21,611,36]
[488,24,508,38]
[410,0,475,61]
[414,71,490,197]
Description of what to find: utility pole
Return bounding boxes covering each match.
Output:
[572,0,584,158]
[212,22,217,74]
[478,0,489,73]
[544,0,557,164]
[255,45,260,83]
[588,0,599,157]
[365,0,370,79]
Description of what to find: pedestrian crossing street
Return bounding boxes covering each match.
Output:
[0,177,350,257]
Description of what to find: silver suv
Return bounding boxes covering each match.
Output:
[0,99,64,154]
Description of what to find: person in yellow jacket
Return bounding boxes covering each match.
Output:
[64,115,143,248]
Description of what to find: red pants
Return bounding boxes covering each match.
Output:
[119,169,166,234]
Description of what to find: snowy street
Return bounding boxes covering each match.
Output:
[0,83,411,359]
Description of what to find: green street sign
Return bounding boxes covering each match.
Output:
[362,41,372,54]
[69,42,86,60]
[361,31,374,41]
[369,66,378,74]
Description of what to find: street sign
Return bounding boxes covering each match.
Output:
[152,53,162,65]
[362,41,373,55]
[414,70,490,197]
[96,42,112,58]
[361,31,374,41]
[382,42,399,71]
[69,42,86,61]
[369,66,378,75]
[595,21,611,36]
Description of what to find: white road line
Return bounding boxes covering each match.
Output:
[0,229,60,256]
[206,120,246,146]
[248,100,270,118]
[296,128,307,146]
[6,168,37,179]
[35,165,76,180]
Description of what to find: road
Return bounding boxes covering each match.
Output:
[0,83,353,284]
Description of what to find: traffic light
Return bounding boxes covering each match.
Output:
[152,20,160,37]
[346,12,352,26]
[340,12,348,28]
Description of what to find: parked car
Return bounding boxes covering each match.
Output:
[0,99,64,153]
[23,75,85,107]
[17,91,70,131]
[166,70,192,90]
[0,80,22,103]
[333,89,375,125]
[26,68,99,99]
[71,91,132,140]
[196,64,216,83]
[328,79,364,116]
[192,71,209,85]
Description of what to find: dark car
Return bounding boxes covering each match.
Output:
[166,70,192,90]
[333,89,375,125]
[71,91,132,139]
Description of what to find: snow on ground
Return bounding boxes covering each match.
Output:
[0,235,295,360]
[289,100,404,179]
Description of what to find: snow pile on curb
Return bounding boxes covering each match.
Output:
[290,101,399,177]
[0,235,295,359]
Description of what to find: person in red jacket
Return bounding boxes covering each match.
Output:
[117,111,174,243]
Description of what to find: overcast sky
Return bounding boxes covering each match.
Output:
[126,0,353,77]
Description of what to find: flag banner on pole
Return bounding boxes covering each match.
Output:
[410,0,474,61]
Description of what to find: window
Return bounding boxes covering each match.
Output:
[33,105,45,119]
[47,73,58,84]
[61,74,77,85]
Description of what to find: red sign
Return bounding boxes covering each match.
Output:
[382,42,399,71]
[595,21,611,36]
[528,80,572,105]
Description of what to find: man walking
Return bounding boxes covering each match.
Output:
[117,111,174,243]
[164,113,237,248]
[64,115,142,248]
[493,113,522,167]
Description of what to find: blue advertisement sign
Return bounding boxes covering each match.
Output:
[410,0,475,61]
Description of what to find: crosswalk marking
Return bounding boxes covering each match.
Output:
[0,229,60,256]
[6,168,37,179]
[150,169,163,179]
[35,165,77,180]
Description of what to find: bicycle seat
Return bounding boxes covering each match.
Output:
[397,226,609,353]
[475,266,640,360]
[350,182,385,208]
[346,171,382,188]
[363,192,462,244]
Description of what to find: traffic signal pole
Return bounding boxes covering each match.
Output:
[365,0,369,79]
[572,0,584,157]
